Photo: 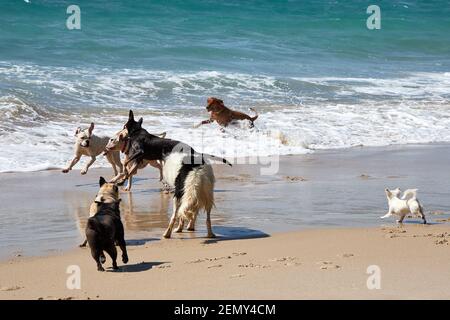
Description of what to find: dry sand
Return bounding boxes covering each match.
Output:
[1,224,450,300]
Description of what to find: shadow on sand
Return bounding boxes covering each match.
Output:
[109,261,167,273]
[202,226,270,244]
[125,237,159,246]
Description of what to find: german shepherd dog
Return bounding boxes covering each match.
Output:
[119,110,232,180]
[117,110,231,238]
[85,177,128,271]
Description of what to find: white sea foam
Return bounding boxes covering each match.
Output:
[1,61,450,172]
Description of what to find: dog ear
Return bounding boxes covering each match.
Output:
[99,176,106,187]
[88,122,94,135]
[218,98,224,105]
[129,110,134,121]
[75,127,81,136]
[138,117,143,127]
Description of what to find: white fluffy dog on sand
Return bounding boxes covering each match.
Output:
[382,188,427,224]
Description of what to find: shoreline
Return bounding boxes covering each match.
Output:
[2,141,450,175]
[1,142,450,261]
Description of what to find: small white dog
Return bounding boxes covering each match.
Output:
[62,123,123,176]
[382,188,426,224]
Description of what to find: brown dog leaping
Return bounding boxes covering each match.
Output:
[194,97,258,129]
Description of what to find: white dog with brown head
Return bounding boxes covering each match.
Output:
[382,188,426,224]
[62,123,123,176]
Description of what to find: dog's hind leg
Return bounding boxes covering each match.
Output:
[175,217,185,233]
[116,226,128,264]
[118,241,128,264]
[104,244,118,270]
[163,198,180,238]
[397,215,405,224]
[90,247,105,272]
[419,205,427,224]
[79,238,88,247]
[117,161,139,186]
[205,207,216,238]
[187,215,197,231]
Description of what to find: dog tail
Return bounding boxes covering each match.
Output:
[201,153,232,167]
[249,107,258,122]
[401,188,418,200]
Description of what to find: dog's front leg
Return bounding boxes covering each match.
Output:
[380,212,392,219]
[193,119,213,128]
[117,162,139,186]
[62,155,81,173]
[81,156,96,175]
[124,175,133,191]
[109,172,124,183]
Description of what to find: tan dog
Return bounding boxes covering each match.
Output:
[80,177,121,247]
[62,123,123,176]
[105,128,167,191]
[195,97,258,129]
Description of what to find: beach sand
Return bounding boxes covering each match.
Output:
[1,224,450,299]
[1,144,450,299]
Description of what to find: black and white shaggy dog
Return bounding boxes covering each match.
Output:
[162,152,216,238]
[85,177,128,271]
[119,110,231,238]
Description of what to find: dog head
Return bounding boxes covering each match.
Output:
[95,177,120,204]
[385,187,401,200]
[104,128,129,155]
[75,123,95,148]
[206,97,225,112]
[124,110,143,135]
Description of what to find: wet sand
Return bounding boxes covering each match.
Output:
[1,143,450,260]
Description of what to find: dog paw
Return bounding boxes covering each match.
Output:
[62,169,69,173]
[79,243,86,248]
[123,187,131,192]
[80,170,87,175]
[163,233,171,239]
[122,256,128,264]
[97,266,105,272]
[207,233,216,239]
